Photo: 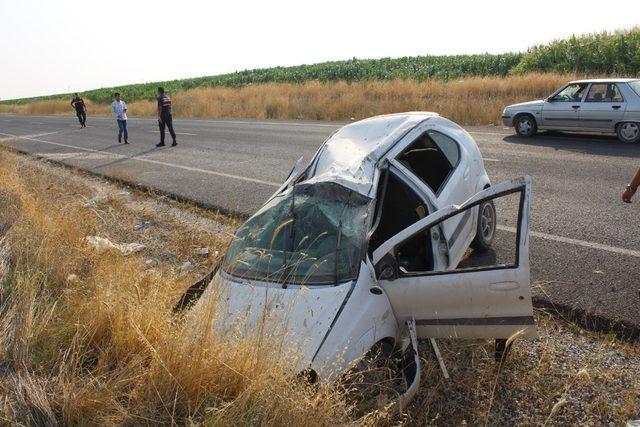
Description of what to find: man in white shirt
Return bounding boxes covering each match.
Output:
[111,92,128,144]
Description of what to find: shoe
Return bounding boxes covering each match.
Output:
[118,138,121,143]
[171,141,177,147]
[156,142,165,147]
[124,140,129,144]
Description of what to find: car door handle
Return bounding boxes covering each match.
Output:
[572,105,580,109]
[612,105,621,110]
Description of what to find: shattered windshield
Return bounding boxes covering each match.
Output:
[224,182,372,285]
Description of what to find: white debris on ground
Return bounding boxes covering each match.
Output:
[135,220,151,230]
[84,236,146,256]
[178,261,192,277]
[193,247,209,255]
[83,194,108,207]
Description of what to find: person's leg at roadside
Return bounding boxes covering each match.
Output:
[76,111,83,127]
[123,120,128,144]
[117,120,124,143]
[81,111,86,127]
[166,115,177,146]
[157,120,166,146]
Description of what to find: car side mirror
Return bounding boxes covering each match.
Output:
[374,253,398,281]
[546,96,555,103]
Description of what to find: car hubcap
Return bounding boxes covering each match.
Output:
[480,203,495,241]
[517,119,531,134]
[621,123,639,141]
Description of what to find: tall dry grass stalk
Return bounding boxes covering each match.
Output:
[0,73,572,125]
[0,151,360,425]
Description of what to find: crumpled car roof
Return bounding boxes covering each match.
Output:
[306,112,438,196]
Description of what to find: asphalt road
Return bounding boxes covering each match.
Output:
[1,114,639,335]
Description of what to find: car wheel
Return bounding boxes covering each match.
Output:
[616,122,640,144]
[471,200,496,252]
[514,114,537,137]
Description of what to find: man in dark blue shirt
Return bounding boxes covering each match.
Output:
[156,87,177,147]
[70,93,86,128]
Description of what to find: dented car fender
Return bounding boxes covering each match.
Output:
[310,259,399,380]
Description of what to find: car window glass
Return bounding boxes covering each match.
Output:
[370,172,432,272]
[586,84,608,102]
[610,84,624,102]
[427,130,460,167]
[397,132,455,194]
[629,80,640,97]
[224,182,371,285]
[552,83,588,102]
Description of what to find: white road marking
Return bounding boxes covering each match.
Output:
[0,132,280,188]
[469,131,511,137]
[497,225,640,258]
[147,130,197,136]
[33,151,117,160]
[0,131,62,142]
[483,158,501,162]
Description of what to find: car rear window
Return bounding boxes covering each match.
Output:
[629,80,640,97]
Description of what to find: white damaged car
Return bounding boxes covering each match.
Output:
[192,112,536,403]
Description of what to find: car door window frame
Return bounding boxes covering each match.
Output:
[391,129,462,197]
[368,165,444,269]
[549,83,589,102]
[373,179,529,277]
[368,164,438,241]
[585,83,626,103]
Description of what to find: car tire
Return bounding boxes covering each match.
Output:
[471,200,496,252]
[616,122,640,144]
[514,114,537,137]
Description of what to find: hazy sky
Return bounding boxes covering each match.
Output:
[1,0,638,100]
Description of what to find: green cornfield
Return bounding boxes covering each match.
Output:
[3,27,639,105]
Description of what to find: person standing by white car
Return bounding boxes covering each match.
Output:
[111,92,128,144]
[623,167,640,203]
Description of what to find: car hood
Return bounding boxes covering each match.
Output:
[194,271,353,371]
[505,99,545,110]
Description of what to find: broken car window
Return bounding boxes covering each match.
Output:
[397,131,458,194]
[224,182,371,285]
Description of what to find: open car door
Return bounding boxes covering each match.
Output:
[372,177,536,339]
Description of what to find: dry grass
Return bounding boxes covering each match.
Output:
[0,73,572,125]
[0,149,638,425]
[0,150,356,425]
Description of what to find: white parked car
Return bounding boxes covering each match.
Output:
[502,78,640,143]
[193,112,535,404]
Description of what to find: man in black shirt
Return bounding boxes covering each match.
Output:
[70,93,86,128]
[156,87,177,147]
